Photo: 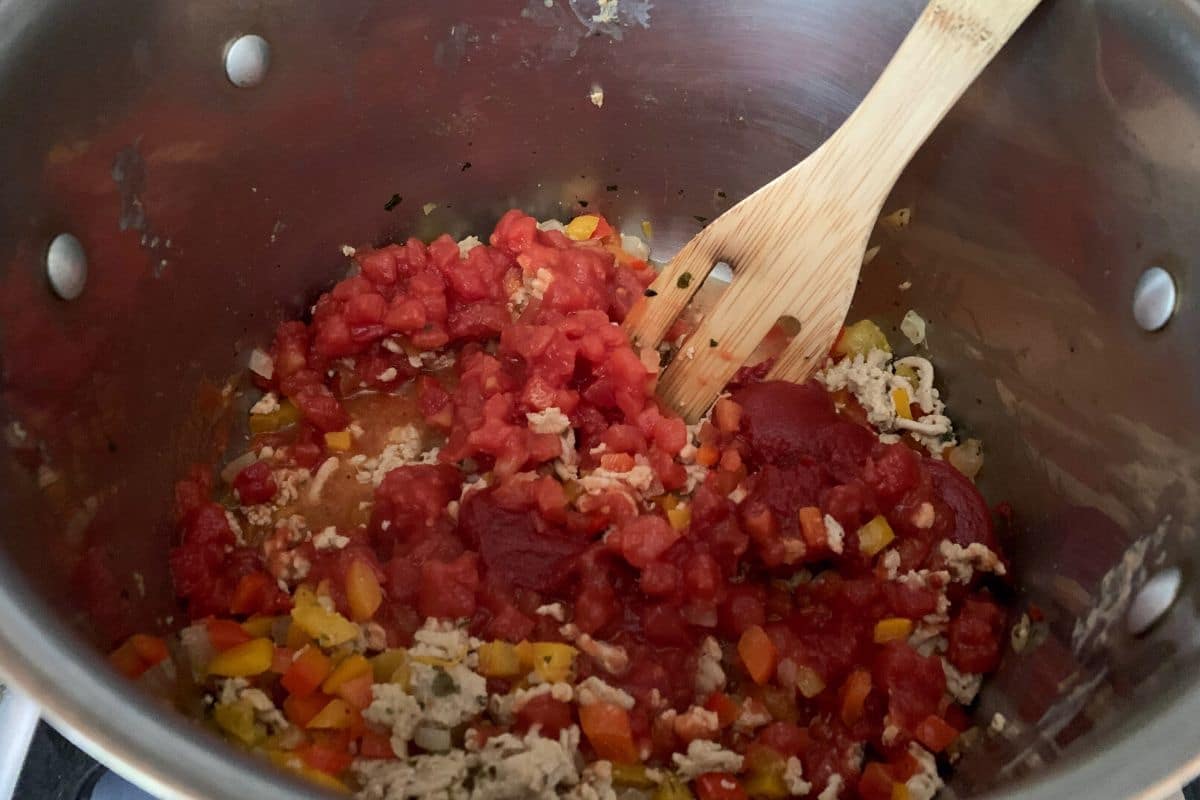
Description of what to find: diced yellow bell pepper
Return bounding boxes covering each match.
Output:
[795,665,826,699]
[291,585,360,648]
[241,615,277,638]
[833,319,891,359]
[207,638,274,677]
[891,387,913,420]
[306,698,353,729]
[895,363,919,384]
[874,617,914,643]
[213,700,266,746]
[652,774,695,800]
[249,401,301,434]
[857,515,896,557]
[515,640,536,672]
[322,654,371,694]
[531,642,577,683]
[612,763,657,789]
[370,649,410,687]
[478,641,524,679]
[667,504,692,532]
[641,220,653,240]
[655,494,680,512]
[324,430,352,451]
[892,784,912,800]
[744,769,789,799]
[565,215,601,241]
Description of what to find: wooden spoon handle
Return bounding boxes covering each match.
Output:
[803,0,1042,208]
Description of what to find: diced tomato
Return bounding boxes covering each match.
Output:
[913,714,959,753]
[284,691,332,727]
[705,692,740,728]
[297,741,353,775]
[206,618,253,651]
[358,729,395,760]
[232,461,277,505]
[694,773,748,800]
[516,695,574,739]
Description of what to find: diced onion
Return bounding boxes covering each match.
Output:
[247,348,274,380]
[221,451,258,484]
[413,724,452,753]
[900,310,926,345]
[620,233,650,261]
[179,624,214,680]
[948,438,984,481]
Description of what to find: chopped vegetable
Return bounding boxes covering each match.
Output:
[282,646,333,697]
[214,699,266,745]
[207,638,274,677]
[857,515,896,557]
[738,625,779,686]
[694,773,749,800]
[873,617,914,643]
[248,401,300,434]
[667,503,692,531]
[833,319,891,358]
[794,665,826,699]
[797,506,826,550]
[713,398,742,433]
[705,692,741,728]
[321,654,371,694]
[306,698,354,730]
[579,702,638,763]
[611,763,658,789]
[477,641,523,679]
[207,618,254,651]
[839,668,872,726]
[531,642,577,683]
[345,560,383,622]
[291,585,360,647]
[696,444,720,467]
[891,387,913,420]
[565,215,601,241]
[324,430,352,451]
[914,714,959,753]
[653,774,695,800]
[369,648,410,686]
[900,310,926,345]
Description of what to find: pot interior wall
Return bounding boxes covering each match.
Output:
[0,1,1197,797]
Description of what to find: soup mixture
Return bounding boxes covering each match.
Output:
[110,210,1012,800]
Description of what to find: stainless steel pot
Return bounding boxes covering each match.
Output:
[0,1,1196,798]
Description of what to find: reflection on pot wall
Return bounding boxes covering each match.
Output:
[0,0,1196,797]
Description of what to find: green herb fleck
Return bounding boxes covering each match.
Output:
[677,272,693,289]
[383,194,402,211]
[432,669,457,697]
[644,288,658,297]
[709,339,718,348]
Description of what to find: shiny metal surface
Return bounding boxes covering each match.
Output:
[0,1,1195,798]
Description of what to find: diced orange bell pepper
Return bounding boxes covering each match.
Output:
[696,444,720,467]
[129,634,169,666]
[738,625,779,686]
[797,506,826,550]
[323,430,352,452]
[579,702,639,764]
[207,637,274,677]
[913,714,959,753]
[345,560,383,622]
[230,572,273,616]
[322,654,371,695]
[109,640,149,679]
[704,692,740,728]
[839,668,872,727]
[282,646,333,698]
[713,398,743,433]
[892,784,912,800]
[206,617,254,651]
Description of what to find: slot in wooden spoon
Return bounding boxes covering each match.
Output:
[623,0,1042,422]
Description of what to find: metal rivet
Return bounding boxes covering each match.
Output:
[1132,266,1176,331]
[1127,566,1181,635]
[46,233,87,300]
[224,34,270,88]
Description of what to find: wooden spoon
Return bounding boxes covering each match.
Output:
[623,0,1042,422]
